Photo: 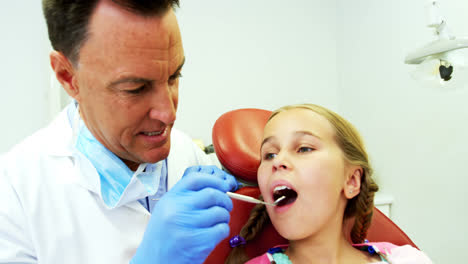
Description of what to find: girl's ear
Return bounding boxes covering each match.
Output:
[344,167,362,199]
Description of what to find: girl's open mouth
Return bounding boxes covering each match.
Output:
[273,186,297,207]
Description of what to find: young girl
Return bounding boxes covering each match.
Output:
[226,104,432,264]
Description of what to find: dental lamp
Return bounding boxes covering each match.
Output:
[405,1,468,83]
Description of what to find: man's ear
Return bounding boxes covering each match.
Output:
[344,167,362,199]
[49,51,80,101]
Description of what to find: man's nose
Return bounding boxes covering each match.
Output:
[148,84,177,125]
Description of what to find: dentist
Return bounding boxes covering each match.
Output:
[0,0,236,263]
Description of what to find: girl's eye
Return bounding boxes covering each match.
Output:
[298,146,314,153]
[264,153,277,160]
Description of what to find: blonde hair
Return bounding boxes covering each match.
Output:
[225,104,379,264]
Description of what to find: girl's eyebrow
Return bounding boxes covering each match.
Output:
[261,131,321,149]
[260,136,275,149]
[294,130,321,140]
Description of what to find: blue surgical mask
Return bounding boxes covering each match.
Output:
[71,104,164,209]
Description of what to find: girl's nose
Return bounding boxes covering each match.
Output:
[272,153,290,172]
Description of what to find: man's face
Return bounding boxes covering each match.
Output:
[72,1,184,170]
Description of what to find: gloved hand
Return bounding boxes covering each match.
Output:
[131,165,238,264]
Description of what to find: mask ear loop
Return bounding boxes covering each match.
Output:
[71,103,82,147]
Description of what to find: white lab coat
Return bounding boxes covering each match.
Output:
[0,107,219,264]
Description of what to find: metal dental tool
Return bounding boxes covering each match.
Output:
[227,192,285,206]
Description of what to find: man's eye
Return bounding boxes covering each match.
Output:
[298,146,314,153]
[264,153,277,160]
[126,85,146,95]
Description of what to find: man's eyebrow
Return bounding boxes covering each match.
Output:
[109,77,152,88]
[108,57,186,88]
[171,57,185,76]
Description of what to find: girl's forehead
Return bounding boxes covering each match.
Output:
[264,109,335,139]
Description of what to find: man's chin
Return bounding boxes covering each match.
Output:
[143,141,171,164]
[123,139,172,170]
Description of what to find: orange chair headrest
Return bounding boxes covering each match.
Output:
[212,108,272,182]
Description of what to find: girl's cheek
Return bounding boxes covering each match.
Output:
[257,173,269,196]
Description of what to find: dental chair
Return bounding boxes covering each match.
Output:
[203,108,418,264]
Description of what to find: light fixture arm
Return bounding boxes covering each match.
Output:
[426,1,452,39]
[404,0,468,65]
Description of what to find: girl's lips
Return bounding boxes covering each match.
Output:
[270,180,295,195]
[274,201,295,213]
[270,180,298,207]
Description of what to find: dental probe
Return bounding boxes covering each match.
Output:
[227,192,285,206]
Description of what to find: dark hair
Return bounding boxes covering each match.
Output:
[42,0,180,64]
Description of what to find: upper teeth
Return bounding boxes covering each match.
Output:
[274,185,291,192]
[144,130,164,136]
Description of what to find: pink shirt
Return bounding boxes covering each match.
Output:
[246,242,432,264]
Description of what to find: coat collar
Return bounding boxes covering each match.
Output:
[41,104,157,213]
[42,104,101,195]
[43,104,76,157]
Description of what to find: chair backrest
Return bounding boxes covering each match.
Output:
[204,108,418,264]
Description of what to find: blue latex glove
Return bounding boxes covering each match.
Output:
[131,165,238,264]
